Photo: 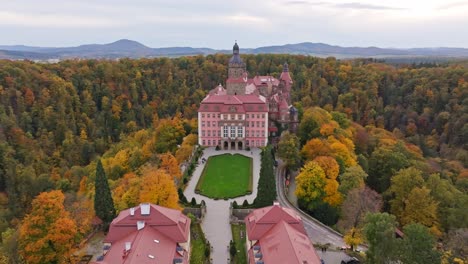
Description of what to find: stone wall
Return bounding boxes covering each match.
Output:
[230,208,254,223]
[183,204,206,221]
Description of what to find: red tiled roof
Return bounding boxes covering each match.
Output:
[249,221,321,264]
[199,94,268,113]
[280,71,292,84]
[98,225,187,264]
[96,203,190,264]
[245,204,306,240]
[252,76,280,86]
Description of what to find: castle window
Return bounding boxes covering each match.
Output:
[201,121,205,127]
[207,122,210,127]
[262,122,265,128]
[237,126,243,138]
[207,113,211,118]
[213,121,216,127]
[201,114,205,118]
[208,140,211,145]
[246,114,249,119]
[202,130,205,136]
[207,130,211,136]
[202,140,206,145]
[262,114,265,118]
[230,126,236,138]
[223,126,228,138]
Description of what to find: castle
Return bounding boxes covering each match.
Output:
[198,42,298,150]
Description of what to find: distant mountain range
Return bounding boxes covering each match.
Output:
[1,39,468,60]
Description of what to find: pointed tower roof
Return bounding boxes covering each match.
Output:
[280,62,292,84]
[229,41,244,64]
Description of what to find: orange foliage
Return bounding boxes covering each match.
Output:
[139,168,180,210]
[159,152,182,180]
[320,121,339,136]
[301,138,331,161]
[19,190,78,264]
[313,156,339,180]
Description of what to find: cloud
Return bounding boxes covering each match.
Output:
[284,1,404,10]
[334,2,405,10]
[437,1,468,10]
[0,11,123,28]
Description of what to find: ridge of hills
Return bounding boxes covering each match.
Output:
[1,39,468,60]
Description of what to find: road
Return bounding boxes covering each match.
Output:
[275,160,347,249]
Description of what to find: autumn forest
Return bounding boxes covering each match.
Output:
[0,54,467,263]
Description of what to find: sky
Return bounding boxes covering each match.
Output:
[1,0,468,48]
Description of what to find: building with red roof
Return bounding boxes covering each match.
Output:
[244,203,321,264]
[198,42,298,150]
[92,203,191,264]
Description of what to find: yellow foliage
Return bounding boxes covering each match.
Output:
[323,179,342,206]
[344,228,363,249]
[295,161,326,203]
[330,141,357,167]
[139,168,180,210]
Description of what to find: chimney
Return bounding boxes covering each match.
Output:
[141,203,150,215]
[137,221,145,230]
[125,242,131,251]
[273,201,280,206]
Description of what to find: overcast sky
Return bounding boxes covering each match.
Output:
[1,0,467,48]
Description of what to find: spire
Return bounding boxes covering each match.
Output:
[233,41,239,55]
[283,62,289,72]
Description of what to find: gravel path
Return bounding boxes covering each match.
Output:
[183,147,261,264]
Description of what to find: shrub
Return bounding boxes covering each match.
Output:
[215,145,221,151]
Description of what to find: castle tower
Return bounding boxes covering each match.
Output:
[227,42,246,95]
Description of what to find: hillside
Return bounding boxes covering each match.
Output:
[0,54,466,262]
[1,39,468,60]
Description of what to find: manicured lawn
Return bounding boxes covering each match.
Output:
[190,223,209,264]
[231,224,248,264]
[196,154,252,198]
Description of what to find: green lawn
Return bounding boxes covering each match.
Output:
[231,224,248,264]
[196,154,252,198]
[190,223,209,264]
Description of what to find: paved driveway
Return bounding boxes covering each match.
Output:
[184,147,261,264]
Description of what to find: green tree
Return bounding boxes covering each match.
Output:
[364,212,399,264]
[368,144,411,193]
[94,159,116,225]
[399,223,441,264]
[338,165,368,195]
[277,131,300,170]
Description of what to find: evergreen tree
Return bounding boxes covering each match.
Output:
[94,159,116,225]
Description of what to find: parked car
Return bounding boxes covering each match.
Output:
[341,256,360,264]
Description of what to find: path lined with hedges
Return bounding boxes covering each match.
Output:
[184,147,261,264]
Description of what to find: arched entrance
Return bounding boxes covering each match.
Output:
[238,141,243,150]
[230,141,236,150]
[223,141,228,150]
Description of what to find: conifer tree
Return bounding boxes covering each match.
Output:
[94,159,116,225]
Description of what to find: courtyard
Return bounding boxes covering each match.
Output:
[196,153,252,199]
